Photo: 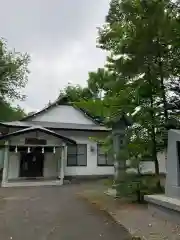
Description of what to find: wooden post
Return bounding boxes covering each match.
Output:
[60,144,67,184]
[2,141,9,186]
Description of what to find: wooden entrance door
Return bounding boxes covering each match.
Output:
[20,148,44,178]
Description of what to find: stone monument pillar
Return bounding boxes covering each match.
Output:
[111,115,132,182]
[165,129,180,199]
[144,129,180,224]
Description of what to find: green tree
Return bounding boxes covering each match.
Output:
[0,39,30,121]
[0,101,26,121]
[59,84,93,102]
[58,82,109,122]
[99,0,180,124]
[0,39,30,102]
[87,0,180,194]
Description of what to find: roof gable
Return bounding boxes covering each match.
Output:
[30,105,96,125]
[22,97,99,125]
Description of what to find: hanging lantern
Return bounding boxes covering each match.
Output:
[15,146,18,153]
[27,147,31,153]
[42,147,44,154]
[53,147,56,154]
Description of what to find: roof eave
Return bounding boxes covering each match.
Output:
[0,122,110,132]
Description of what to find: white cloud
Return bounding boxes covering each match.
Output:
[0,0,110,112]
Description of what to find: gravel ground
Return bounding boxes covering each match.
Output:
[78,181,180,240]
[0,184,131,240]
[114,205,180,240]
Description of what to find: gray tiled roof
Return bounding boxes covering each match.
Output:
[0,121,110,131]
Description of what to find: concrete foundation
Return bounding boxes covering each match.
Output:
[1,179,63,187]
[145,195,180,224]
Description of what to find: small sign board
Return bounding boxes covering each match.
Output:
[25,138,47,145]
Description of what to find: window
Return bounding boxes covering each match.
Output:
[67,144,87,166]
[97,144,114,166]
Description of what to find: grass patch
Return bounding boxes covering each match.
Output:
[102,178,114,187]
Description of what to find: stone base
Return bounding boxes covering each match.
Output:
[104,188,117,197]
[1,179,63,187]
[145,194,180,224]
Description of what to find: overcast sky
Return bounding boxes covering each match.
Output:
[0,0,110,113]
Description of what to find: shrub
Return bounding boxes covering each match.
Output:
[115,173,164,203]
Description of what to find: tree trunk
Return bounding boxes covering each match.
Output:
[157,48,169,124]
[147,64,161,189]
[157,40,168,165]
[149,96,160,176]
[149,96,161,190]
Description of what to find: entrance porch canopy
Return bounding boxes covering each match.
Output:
[0,126,76,187]
[0,126,76,144]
